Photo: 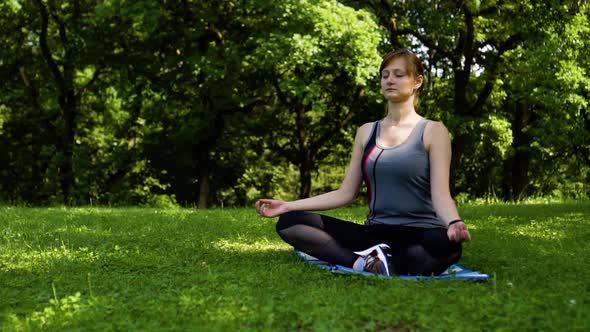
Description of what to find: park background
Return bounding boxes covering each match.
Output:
[1,1,590,331]
[1,0,589,208]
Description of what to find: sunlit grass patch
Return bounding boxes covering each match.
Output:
[510,221,566,240]
[213,238,290,253]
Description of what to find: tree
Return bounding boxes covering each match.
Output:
[501,6,590,199]
[249,0,383,198]
[1,0,90,204]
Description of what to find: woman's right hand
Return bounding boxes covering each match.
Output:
[447,221,471,242]
[255,199,290,218]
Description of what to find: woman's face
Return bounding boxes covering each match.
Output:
[380,57,422,102]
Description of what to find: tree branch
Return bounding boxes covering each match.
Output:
[461,6,475,87]
[19,66,59,142]
[33,0,66,93]
[472,33,523,114]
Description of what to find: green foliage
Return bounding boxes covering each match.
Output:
[1,204,589,330]
[0,1,589,205]
[246,0,383,198]
[497,4,590,199]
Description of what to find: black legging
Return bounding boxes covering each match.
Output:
[276,211,462,275]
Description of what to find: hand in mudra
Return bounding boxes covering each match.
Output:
[255,199,290,218]
[447,221,471,242]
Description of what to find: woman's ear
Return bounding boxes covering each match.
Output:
[414,75,424,91]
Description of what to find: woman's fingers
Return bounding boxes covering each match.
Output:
[255,202,263,215]
[255,199,266,209]
[463,229,471,241]
[456,226,470,242]
[459,224,471,241]
[255,199,276,217]
[448,223,471,242]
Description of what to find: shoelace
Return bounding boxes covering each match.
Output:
[364,255,383,273]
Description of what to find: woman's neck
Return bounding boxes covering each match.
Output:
[385,100,418,124]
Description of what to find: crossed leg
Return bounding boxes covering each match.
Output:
[275,211,462,275]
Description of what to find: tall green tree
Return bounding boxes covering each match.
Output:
[1,0,96,204]
[501,6,590,199]
[249,0,383,198]
[130,0,275,207]
[0,0,174,205]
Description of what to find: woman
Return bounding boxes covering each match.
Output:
[255,49,471,276]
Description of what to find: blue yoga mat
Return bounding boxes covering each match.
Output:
[295,250,489,281]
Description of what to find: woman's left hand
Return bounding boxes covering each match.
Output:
[447,221,471,242]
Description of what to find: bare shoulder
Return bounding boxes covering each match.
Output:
[425,120,449,136]
[424,120,450,150]
[355,121,377,144]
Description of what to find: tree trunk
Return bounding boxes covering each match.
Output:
[195,105,225,208]
[197,164,209,208]
[450,133,470,195]
[59,93,77,205]
[298,157,313,199]
[34,0,77,205]
[501,157,513,201]
[20,67,44,204]
[510,101,532,201]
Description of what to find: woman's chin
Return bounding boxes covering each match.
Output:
[385,95,411,103]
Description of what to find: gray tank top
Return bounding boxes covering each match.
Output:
[361,118,445,228]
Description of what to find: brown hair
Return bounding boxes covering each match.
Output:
[379,48,425,95]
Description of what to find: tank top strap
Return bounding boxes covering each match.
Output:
[408,118,430,149]
[362,121,379,158]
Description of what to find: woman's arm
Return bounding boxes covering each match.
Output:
[424,121,471,242]
[255,124,370,217]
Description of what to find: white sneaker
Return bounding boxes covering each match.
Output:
[354,243,392,276]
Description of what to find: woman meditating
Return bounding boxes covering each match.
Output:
[255,49,471,276]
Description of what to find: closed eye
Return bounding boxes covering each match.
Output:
[382,69,407,78]
[393,69,406,77]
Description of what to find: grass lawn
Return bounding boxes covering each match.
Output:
[1,202,589,331]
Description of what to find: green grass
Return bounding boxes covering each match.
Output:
[0,202,589,331]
